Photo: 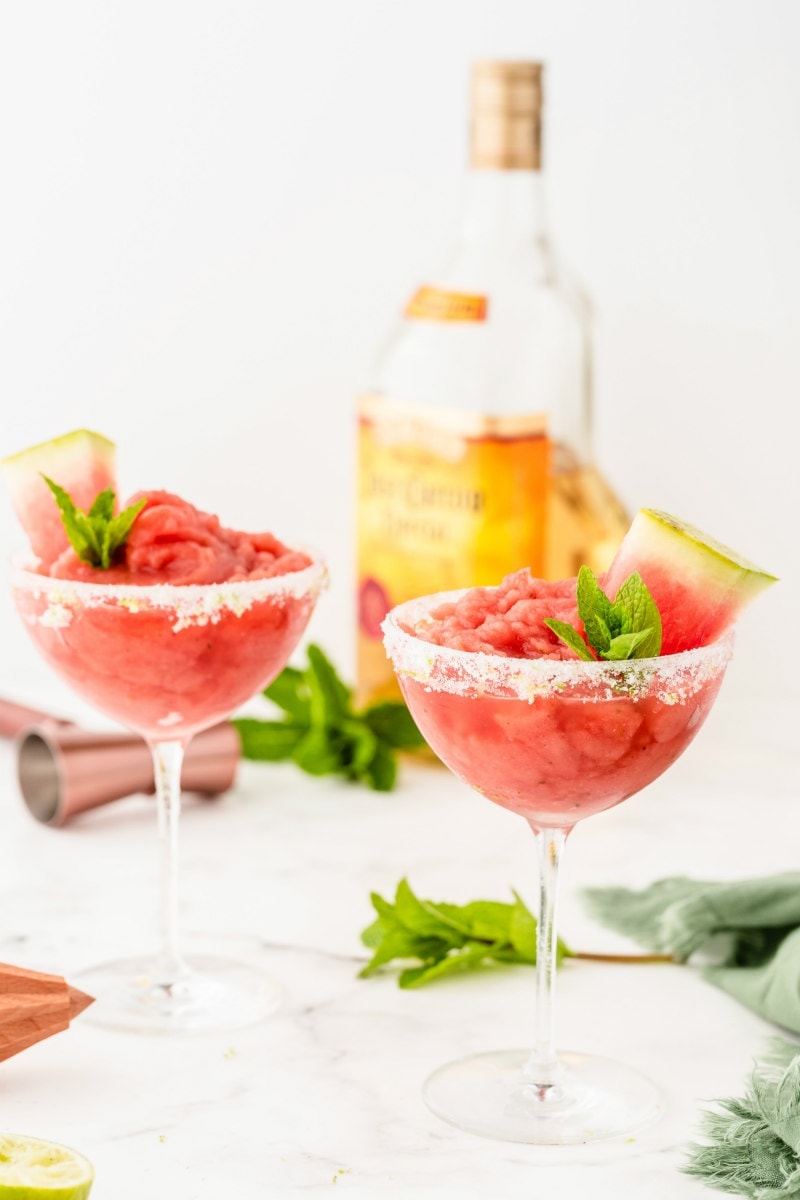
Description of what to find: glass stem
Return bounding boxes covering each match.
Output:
[524,825,568,1089]
[150,739,190,985]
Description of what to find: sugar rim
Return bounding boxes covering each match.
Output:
[10,548,327,608]
[382,589,735,702]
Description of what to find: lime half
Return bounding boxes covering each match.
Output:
[0,1134,93,1200]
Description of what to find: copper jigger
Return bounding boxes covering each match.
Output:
[16,721,242,827]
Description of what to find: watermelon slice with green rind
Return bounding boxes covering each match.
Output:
[1,429,117,565]
[604,508,777,655]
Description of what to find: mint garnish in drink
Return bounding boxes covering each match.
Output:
[545,565,663,661]
[43,475,146,569]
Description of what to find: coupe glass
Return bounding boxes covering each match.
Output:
[383,590,733,1145]
[11,553,326,1034]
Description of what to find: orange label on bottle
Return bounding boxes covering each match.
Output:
[404,286,488,323]
[356,394,549,700]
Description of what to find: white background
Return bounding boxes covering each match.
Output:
[0,0,798,710]
[0,9,798,1194]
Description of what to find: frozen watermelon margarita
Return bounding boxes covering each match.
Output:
[3,430,325,1034]
[11,487,322,740]
[383,508,775,1145]
[386,590,731,829]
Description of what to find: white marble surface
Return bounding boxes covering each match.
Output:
[1,688,798,1199]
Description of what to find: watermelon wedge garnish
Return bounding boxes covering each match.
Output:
[1,429,117,565]
[604,508,777,655]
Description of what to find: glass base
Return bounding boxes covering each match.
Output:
[423,1049,663,1145]
[75,954,281,1035]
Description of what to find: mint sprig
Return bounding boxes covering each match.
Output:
[359,879,572,987]
[545,566,663,661]
[359,880,674,989]
[233,644,426,792]
[43,476,146,569]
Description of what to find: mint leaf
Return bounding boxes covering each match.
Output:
[360,929,447,979]
[509,892,539,961]
[237,645,425,791]
[291,726,343,776]
[359,882,577,987]
[306,643,351,723]
[601,628,655,661]
[363,702,426,750]
[368,890,397,924]
[43,476,143,568]
[577,566,629,653]
[543,618,595,660]
[264,667,311,722]
[339,718,379,775]
[576,566,615,630]
[545,566,664,663]
[394,879,466,942]
[42,477,94,563]
[359,916,385,950]
[363,743,397,791]
[583,611,612,655]
[88,488,115,523]
[104,497,147,567]
[450,900,514,943]
[358,887,454,978]
[232,719,306,761]
[398,943,493,988]
[613,572,662,658]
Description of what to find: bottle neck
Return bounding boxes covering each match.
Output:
[460,169,548,247]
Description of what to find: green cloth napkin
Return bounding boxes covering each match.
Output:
[684,1039,800,1198]
[583,873,800,1034]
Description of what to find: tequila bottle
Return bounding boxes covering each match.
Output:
[356,61,627,703]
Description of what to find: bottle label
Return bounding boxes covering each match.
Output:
[356,394,549,699]
[404,286,488,323]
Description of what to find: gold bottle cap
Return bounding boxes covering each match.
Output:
[470,60,543,171]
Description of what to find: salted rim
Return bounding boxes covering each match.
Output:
[9,548,327,608]
[382,589,735,703]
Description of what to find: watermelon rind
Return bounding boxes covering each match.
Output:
[605,508,777,655]
[1,428,115,470]
[1,429,117,564]
[632,509,778,597]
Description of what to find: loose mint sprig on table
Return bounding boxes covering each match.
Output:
[234,645,426,792]
[359,880,669,988]
[44,476,146,569]
[545,566,663,661]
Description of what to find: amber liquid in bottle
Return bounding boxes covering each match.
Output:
[356,61,628,706]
